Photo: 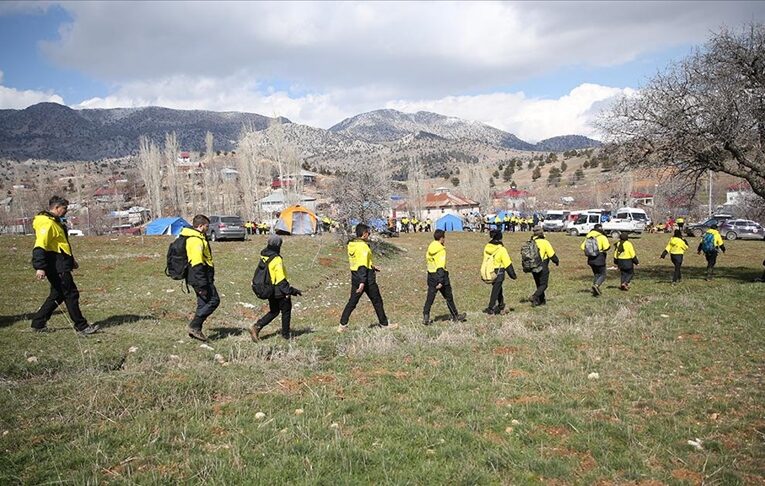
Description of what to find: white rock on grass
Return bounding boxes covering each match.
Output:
[587,372,600,380]
[329,422,339,429]
[295,408,304,416]
[255,412,266,420]
[26,356,38,363]
[200,344,214,351]
[214,354,226,364]
[687,438,704,451]
[128,346,138,353]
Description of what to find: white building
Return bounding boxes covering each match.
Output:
[258,189,317,214]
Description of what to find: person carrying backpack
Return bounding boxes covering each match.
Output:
[182,215,219,342]
[249,235,302,341]
[660,229,689,283]
[30,196,99,335]
[422,229,466,325]
[482,230,517,314]
[697,223,725,280]
[527,226,559,306]
[613,233,639,291]
[580,223,610,296]
[339,224,396,332]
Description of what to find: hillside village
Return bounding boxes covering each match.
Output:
[0,104,757,235]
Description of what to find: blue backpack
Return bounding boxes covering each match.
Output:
[701,232,716,253]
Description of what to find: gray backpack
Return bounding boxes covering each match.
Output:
[584,237,600,257]
[520,240,544,273]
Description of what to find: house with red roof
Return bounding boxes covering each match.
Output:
[93,186,124,204]
[422,187,479,218]
[629,191,654,206]
[494,187,534,210]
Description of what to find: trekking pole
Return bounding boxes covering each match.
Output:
[54,300,77,331]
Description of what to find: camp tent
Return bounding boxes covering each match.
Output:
[274,205,317,235]
[145,216,190,236]
[435,213,464,232]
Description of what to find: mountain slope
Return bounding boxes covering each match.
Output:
[0,103,284,161]
[329,109,536,150]
[534,134,601,151]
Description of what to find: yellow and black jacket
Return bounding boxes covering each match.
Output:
[613,240,639,268]
[662,237,689,257]
[483,241,517,280]
[260,247,292,298]
[426,240,448,286]
[531,236,560,267]
[181,227,214,288]
[697,228,726,254]
[347,238,375,284]
[581,230,611,265]
[32,211,76,273]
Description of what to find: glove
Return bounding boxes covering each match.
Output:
[291,287,303,296]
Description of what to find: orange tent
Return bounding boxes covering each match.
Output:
[274,205,318,235]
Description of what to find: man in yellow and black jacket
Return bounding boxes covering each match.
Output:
[580,223,611,296]
[422,230,466,325]
[697,223,726,280]
[250,235,302,341]
[182,215,219,341]
[483,229,517,314]
[339,224,395,332]
[613,233,639,291]
[529,226,559,306]
[661,229,689,283]
[30,196,99,335]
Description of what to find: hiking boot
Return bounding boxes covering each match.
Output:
[187,328,208,342]
[451,313,467,323]
[32,326,54,333]
[77,325,100,336]
[337,325,348,334]
[619,283,627,291]
[591,285,601,296]
[249,324,261,342]
[422,314,431,326]
[482,307,495,315]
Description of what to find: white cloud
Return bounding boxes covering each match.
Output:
[0,71,64,109]
[387,84,635,142]
[42,2,765,97]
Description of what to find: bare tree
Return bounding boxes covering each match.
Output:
[407,157,425,218]
[331,156,392,226]
[460,164,493,212]
[138,136,163,219]
[597,23,765,199]
[236,124,268,220]
[264,119,303,205]
[204,131,219,214]
[163,132,181,215]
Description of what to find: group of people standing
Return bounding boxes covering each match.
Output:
[481,213,537,233]
[398,217,432,233]
[27,196,736,341]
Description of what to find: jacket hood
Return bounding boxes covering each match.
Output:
[261,246,280,258]
[180,227,205,238]
[485,242,503,255]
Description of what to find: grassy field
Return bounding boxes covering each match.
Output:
[0,231,763,484]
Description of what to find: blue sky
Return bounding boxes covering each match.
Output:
[0,2,762,140]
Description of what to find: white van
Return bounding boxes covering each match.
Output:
[542,210,569,232]
[567,210,603,236]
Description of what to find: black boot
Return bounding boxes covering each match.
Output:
[422,314,431,325]
[451,313,467,322]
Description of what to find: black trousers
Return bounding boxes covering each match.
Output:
[32,271,88,331]
[531,266,550,304]
[671,254,683,282]
[340,280,388,326]
[190,284,220,330]
[488,273,505,310]
[590,264,607,287]
[619,265,634,285]
[256,296,292,337]
[704,252,718,276]
[423,274,459,317]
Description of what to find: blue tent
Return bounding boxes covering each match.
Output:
[435,214,464,232]
[145,217,190,236]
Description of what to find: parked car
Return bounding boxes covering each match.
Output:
[719,219,765,240]
[67,229,84,236]
[684,214,734,237]
[207,215,246,241]
[542,210,569,232]
[566,207,646,237]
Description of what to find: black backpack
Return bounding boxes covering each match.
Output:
[165,235,190,280]
[252,255,277,299]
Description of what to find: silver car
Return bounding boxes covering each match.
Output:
[206,215,246,241]
[719,219,765,240]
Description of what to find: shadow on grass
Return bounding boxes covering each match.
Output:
[92,314,155,329]
[256,327,315,341]
[209,326,245,340]
[572,265,762,283]
[0,312,39,328]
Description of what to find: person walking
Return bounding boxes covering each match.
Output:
[676,216,685,232]
[339,224,396,332]
[613,233,639,290]
[422,230,466,325]
[581,223,611,296]
[482,230,517,314]
[183,215,219,342]
[30,196,99,335]
[660,229,689,283]
[697,223,726,280]
[250,235,302,341]
[529,226,559,306]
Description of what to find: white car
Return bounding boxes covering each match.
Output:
[67,229,84,236]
